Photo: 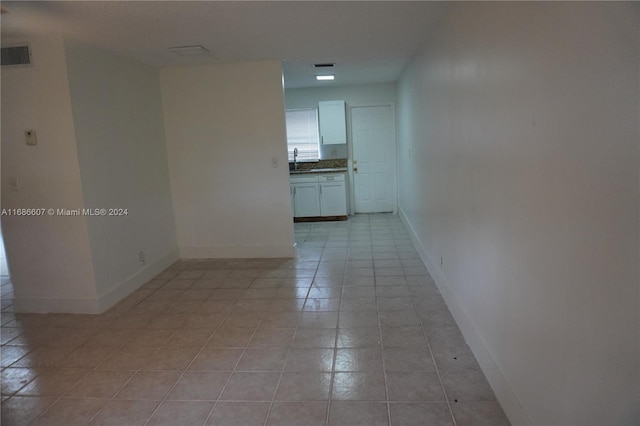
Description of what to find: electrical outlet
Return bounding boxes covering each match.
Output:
[25,130,37,146]
[440,256,443,268]
[271,157,279,168]
[138,251,146,265]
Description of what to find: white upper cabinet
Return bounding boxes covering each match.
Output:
[318,100,347,145]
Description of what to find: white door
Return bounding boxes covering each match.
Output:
[351,105,395,213]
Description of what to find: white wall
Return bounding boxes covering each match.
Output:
[285,82,396,109]
[0,36,98,312]
[65,40,178,310]
[160,60,295,258]
[397,3,639,425]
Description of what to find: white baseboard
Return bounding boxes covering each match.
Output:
[96,249,180,312]
[398,207,532,426]
[179,245,296,259]
[13,296,101,314]
[12,244,292,315]
[13,249,179,314]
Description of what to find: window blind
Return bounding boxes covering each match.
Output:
[286,108,319,162]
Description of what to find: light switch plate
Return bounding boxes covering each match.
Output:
[25,130,37,145]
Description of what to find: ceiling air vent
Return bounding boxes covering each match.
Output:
[1,45,32,67]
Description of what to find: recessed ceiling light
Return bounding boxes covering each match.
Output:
[316,75,335,81]
[168,45,210,56]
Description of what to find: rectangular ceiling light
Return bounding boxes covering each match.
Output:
[316,75,335,81]
[168,45,209,56]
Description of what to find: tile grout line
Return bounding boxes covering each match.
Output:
[24,302,177,425]
[260,269,309,426]
[197,258,313,426]
[375,218,394,426]
[193,296,265,426]
[415,300,458,426]
[324,239,349,426]
[136,274,238,426]
[82,273,186,425]
[83,346,163,425]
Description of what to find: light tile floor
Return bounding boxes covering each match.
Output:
[0,214,510,425]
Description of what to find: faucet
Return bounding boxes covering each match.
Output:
[293,147,298,170]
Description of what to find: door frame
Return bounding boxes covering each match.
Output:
[347,102,398,215]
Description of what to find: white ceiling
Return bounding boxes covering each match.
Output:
[1,1,450,89]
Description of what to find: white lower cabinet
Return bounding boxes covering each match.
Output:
[319,175,347,216]
[292,181,320,217]
[290,173,347,219]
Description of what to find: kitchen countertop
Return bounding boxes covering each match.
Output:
[289,168,347,175]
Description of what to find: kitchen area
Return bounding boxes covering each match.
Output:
[285,81,398,223]
[288,100,349,222]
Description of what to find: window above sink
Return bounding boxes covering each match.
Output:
[285,108,319,162]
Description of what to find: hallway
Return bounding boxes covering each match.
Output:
[1,214,508,425]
